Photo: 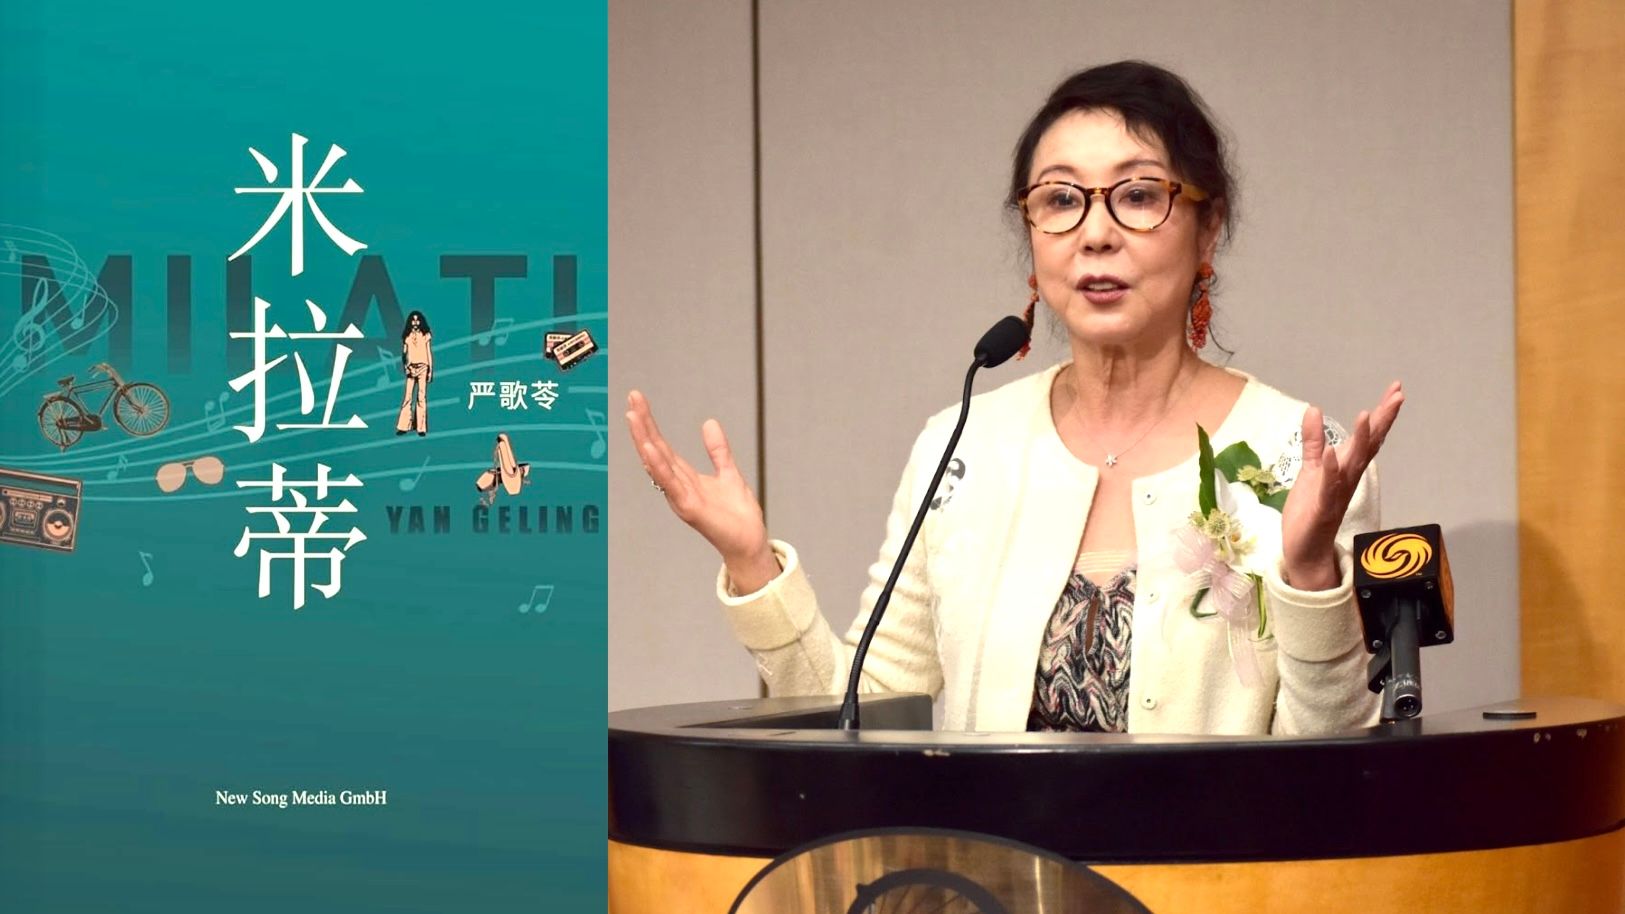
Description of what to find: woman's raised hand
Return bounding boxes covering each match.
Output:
[625,390,781,593]
[1280,381,1405,591]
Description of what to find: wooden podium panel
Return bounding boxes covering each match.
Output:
[609,695,1625,912]
[610,829,1623,913]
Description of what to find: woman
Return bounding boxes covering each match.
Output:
[396,310,434,436]
[625,61,1403,736]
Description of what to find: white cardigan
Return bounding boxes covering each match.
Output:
[718,363,1382,736]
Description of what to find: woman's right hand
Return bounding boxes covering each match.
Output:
[625,390,781,593]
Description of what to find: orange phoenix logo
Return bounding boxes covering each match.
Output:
[1360,533,1432,579]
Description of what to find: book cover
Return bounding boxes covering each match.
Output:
[0,4,607,910]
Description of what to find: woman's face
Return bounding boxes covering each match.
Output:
[409,314,423,330]
[1026,109,1218,353]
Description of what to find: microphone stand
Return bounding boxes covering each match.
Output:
[1368,597,1424,721]
[835,359,985,731]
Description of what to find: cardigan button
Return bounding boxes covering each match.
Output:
[1140,696,1158,710]
[1141,490,1156,505]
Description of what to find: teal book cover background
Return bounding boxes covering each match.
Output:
[0,3,607,910]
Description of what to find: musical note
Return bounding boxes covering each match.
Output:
[203,391,230,432]
[68,290,92,332]
[28,274,50,311]
[138,551,154,587]
[106,454,128,481]
[374,346,397,390]
[0,229,120,401]
[585,407,607,459]
[13,315,44,355]
[399,456,431,493]
[518,584,555,615]
[475,316,516,347]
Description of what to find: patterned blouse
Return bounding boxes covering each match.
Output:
[1027,551,1135,733]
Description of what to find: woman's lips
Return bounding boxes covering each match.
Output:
[1080,286,1128,305]
[1076,274,1129,305]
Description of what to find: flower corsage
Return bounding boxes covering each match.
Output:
[1173,426,1290,686]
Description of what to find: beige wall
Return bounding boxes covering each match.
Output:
[608,0,760,710]
[610,1,1518,716]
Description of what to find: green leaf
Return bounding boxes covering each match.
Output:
[1257,487,1290,513]
[1213,441,1262,483]
[1196,425,1217,516]
[1188,586,1216,618]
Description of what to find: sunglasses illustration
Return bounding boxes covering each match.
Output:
[155,456,225,493]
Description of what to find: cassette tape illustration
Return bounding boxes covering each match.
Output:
[0,466,84,553]
[548,329,598,371]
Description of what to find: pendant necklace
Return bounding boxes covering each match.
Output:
[1077,365,1197,470]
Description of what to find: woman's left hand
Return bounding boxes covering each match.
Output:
[1280,381,1405,591]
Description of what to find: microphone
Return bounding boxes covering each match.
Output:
[837,314,1032,730]
[974,315,1032,368]
[1352,524,1456,721]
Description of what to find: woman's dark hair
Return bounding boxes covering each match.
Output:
[402,310,432,340]
[1008,61,1235,244]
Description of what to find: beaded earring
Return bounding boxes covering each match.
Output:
[1019,274,1037,360]
[1189,261,1214,351]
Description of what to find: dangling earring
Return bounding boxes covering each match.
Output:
[1019,274,1038,360]
[1189,261,1214,351]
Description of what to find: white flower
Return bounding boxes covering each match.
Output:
[1212,469,1282,580]
[1173,438,1286,688]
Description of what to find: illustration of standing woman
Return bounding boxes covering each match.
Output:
[396,310,434,436]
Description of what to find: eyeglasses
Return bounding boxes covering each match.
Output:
[156,455,224,493]
[1017,177,1208,234]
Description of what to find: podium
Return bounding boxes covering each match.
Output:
[609,695,1625,912]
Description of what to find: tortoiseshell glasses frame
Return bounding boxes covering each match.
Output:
[1017,177,1209,234]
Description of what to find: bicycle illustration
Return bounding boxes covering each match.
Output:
[37,362,171,451]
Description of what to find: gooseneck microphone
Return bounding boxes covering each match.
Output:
[973,315,1033,369]
[836,315,1031,730]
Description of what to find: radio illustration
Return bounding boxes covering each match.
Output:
[0,466,84,553]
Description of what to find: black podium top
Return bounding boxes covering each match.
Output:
[608,694,1625,863]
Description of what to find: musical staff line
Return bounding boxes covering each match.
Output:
[0,311,607,465]
[80,420,604,489]
[89,459,605,503]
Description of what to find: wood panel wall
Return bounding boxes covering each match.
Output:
[1515,0,1625,704]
